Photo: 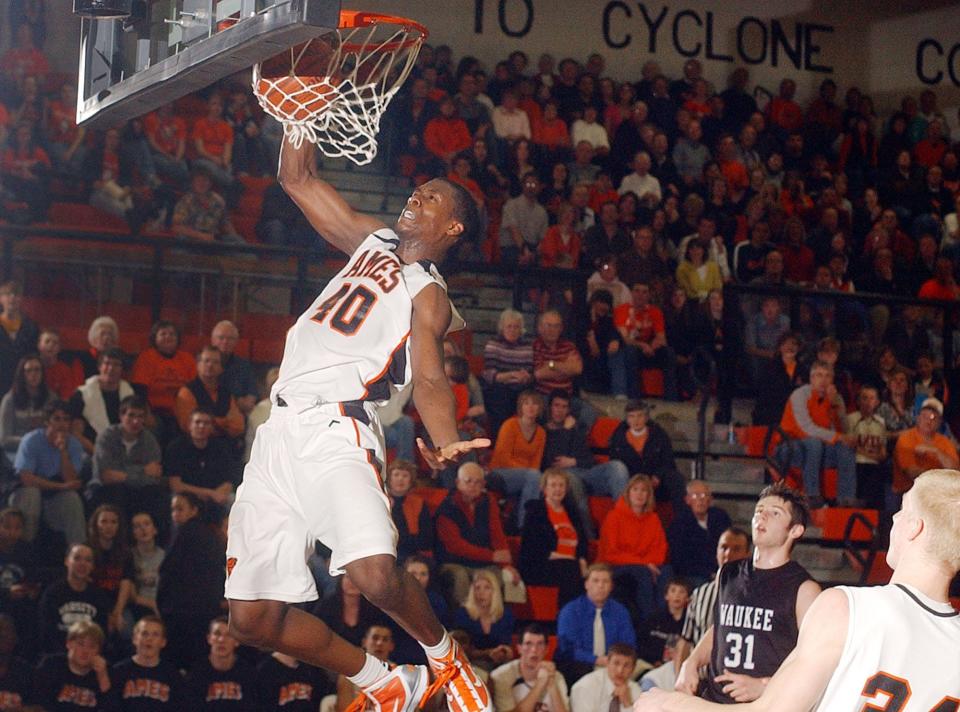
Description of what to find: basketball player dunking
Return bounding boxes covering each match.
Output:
[635,469,960,711]
[224,136,492,712]
[677,482,821,704]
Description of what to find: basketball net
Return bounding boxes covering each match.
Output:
[253,15,426,166]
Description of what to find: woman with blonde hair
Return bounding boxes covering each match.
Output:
[598,473,670,622]
[519,467,589,606]
[451,568,515,670]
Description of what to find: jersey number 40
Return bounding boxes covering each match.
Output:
[311,283,378,336]
[859,672,959,712]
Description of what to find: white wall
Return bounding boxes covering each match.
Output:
[865,4,960,110]
[349,0,855,101]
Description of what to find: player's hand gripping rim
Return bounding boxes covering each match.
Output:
[416,437,491,469]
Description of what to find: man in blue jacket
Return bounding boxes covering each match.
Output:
[555,563,636,688]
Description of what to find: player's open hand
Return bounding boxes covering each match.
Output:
[416,437,491,469]
[715,669,766,702]
[632,688,673,711]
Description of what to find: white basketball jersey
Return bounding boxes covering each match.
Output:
[271,229,461,406]
[814,584,960,712]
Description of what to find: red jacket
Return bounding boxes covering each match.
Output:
[424,117,471,160]
[597,497,668,566]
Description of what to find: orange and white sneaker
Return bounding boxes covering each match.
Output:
[345,664,429,712]
[422,639,492,712]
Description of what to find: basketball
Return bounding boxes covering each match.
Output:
[255,38,340,122]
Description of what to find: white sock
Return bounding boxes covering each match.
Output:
[347,653,389,689]
[421,630,452,659]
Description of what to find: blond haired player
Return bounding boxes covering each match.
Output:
[635,468,960,711]
[225,136,491,712]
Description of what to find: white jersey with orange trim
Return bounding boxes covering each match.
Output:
[813,583,960,712]
[271,229,462,407]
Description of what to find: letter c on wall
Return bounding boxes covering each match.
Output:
[916,38,944,85]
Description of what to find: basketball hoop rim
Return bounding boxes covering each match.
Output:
[335,10,428,53]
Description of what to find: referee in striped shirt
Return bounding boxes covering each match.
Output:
[674,527,751,666]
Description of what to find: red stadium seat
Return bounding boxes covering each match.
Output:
[640,368,664,397]
[119,331,150,354]
[180,333,207,356]
[809,507,879,542]
[49,202,128,232]
[59,326,88,351]
[241,313,296,340]
[588,495,615,531]
[231,215,259,243]
[588,417,620,464]
[251,339,285,364]
[511,586,559,622]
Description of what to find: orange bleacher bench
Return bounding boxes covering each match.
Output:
[810,507,879,542]
[250,339,285,365]
[588,417,620,464]
[588,495,615,532]
[511,585,559,623]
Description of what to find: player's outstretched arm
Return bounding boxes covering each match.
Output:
[277,135,385,255]
[410,284,490,469]
[635,588,848,712]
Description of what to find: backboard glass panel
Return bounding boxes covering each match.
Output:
[77,0,341,128]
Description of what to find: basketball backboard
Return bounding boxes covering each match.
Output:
[77,0,341,128]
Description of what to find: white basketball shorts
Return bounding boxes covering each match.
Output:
[224,398,398,602]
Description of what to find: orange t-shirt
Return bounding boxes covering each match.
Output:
[720,159,749,191]
[191,117,233,159]
[489,416,546,470]
[538,226,582,268]
[626,428,649,456]
[145,112,187,156]
[613,303,664,345]
[892,428,959,494]
[533,119,570,149]
[547,506,578,559]
[131,348,197,415]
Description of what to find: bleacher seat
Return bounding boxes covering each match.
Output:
[101,303,152,332]
[231,214,259,243]
[251,339,285,365]
[59,326,88,352]
[588,495,614,531]
[49,202,128,232]
[119,331,151,354]
[511,585,559,623]
[640,368,664,397]
[447,328,473,357]
[588,417,620,463]
[241,313,296,339]
[809,507,879,543]
[180,333,207,355]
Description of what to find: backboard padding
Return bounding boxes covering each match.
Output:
[77,0,341,127]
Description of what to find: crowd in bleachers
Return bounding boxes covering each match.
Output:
[1,2,960,708]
